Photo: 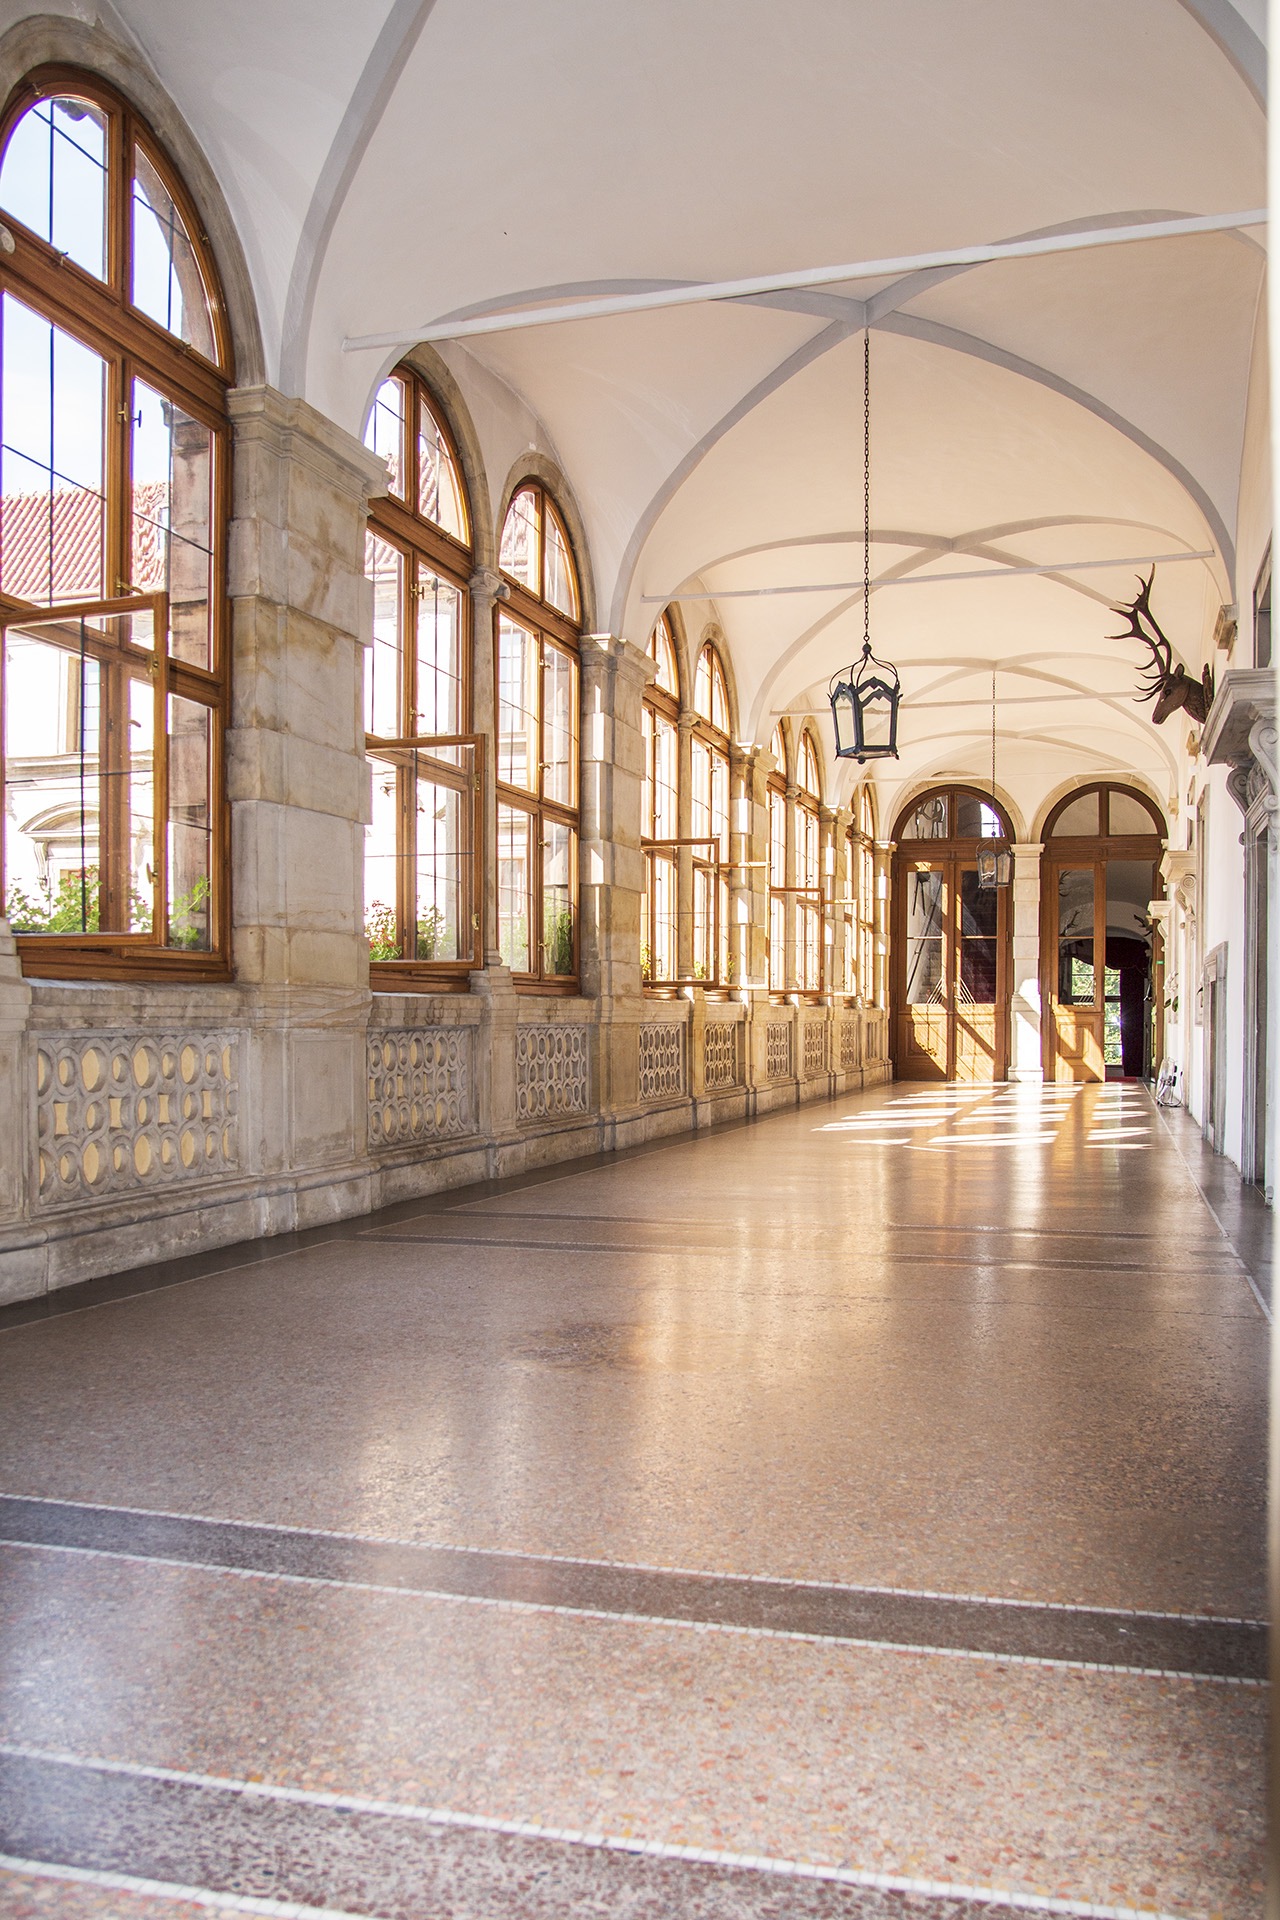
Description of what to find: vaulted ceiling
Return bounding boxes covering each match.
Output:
[13,0,1267,823]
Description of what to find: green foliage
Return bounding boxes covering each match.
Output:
[6,867,151,936]
[168,875,211,951]
[6,868,102,933]
[365,899,402,961]
[499,914,528,971]
[640,941,652,985]
[544,906,574,976]
[415,905,447,961]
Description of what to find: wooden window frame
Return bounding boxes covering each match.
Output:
[846,784,877,1004]
[0,66,232,981]
[364,366,480,988]
[687,641,730,990]
[495,483,582,991]
[641,613,682,991]
[792,727,825,997]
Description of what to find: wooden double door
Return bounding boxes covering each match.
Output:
[893,854,1010,1081]
[1041,853,1162,1082]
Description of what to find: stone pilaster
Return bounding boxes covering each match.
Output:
[0,919,31,1229]
[821,805,842,995]
[734,747,775,993]
[676,711,696,982]
[579,635,651,1116]
[469,568,504,966]
[1009,842,1044,1081]
[873,841,893,1010]
[226,386,386,1193]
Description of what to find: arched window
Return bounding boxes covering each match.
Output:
[0,72,231,975]
[641,613,679,985]
[496,483,580,980]
[794,729,823,992]
[690,641,730,984]
[767,725,788,992]
[362,365,477,980]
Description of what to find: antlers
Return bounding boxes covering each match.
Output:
[1109,568,1214,727]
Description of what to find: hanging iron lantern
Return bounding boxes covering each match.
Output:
[830,329,901,763]
[976,838,1012,889]
[830,640,901,762]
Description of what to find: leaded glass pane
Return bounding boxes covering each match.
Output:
[167,693,213,950]
[131,145,216,361]
[131,379,213,667]
[500,486,540,594]
[497,616,539,791]
[1,295,106,604]
[365,378,406,500]
[416,395,467,540]
[544,504,577,618]
[1,97,107,281]
[364,534,403,738]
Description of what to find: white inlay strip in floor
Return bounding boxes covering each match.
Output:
[0,1751,1197,1920]
[2,1540,1264,1687]
[0,1490,1261,1627]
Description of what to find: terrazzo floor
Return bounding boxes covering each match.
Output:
[0,1079,1268,1919]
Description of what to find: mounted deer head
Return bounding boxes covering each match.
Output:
[1110,568,1214,726]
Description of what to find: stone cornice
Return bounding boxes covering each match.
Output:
[1201,668,1275,769]
[228,386,388,506]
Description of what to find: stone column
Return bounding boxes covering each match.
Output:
[1008,841,1044,1081]
[579,634,651,1120]
[226,386,387,1213]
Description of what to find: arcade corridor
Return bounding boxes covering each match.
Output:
[0,1081,1267,1919]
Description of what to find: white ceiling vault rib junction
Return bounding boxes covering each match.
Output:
[71,0,1267,819]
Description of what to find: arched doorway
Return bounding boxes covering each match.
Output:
[891,786,1013,1081]
[1040,784,1166,1082]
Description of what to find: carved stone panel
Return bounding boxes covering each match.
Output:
[803,1020,827,1078]
[35,1031,238,1210]
[704,1019,739,1090]
[638,1022,686,1103]
[840,1020,860,1070]
[367,1028,477,1149]
[516,1024,590,1124]
[766,1021,792,1080]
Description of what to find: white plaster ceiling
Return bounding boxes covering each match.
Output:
[5,0,1263,828]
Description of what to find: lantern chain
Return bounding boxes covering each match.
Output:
[863,327,871,656]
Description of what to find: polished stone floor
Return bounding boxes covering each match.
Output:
[0,1080,1268,1920]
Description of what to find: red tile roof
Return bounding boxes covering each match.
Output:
[1,485,170,603]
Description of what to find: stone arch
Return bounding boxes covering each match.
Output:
[0,14,265,385]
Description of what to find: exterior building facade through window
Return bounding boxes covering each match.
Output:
[0,70,232,978]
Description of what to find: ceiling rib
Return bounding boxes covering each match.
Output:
[645,550,1214,602]
[341,209,1266,352]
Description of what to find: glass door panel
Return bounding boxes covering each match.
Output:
[905,867,946,1005]
[899,863,949,1080]
[958,870,998,1005]
[1056,867,1096,1005]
